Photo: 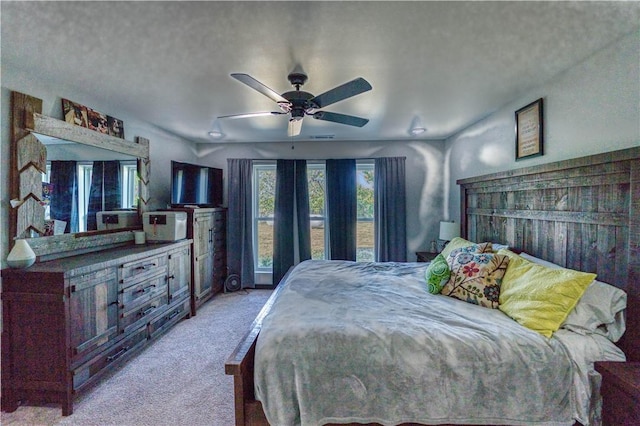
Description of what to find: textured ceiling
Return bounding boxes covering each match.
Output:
[2,1,639,144]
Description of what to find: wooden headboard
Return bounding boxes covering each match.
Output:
[458,146,640,361]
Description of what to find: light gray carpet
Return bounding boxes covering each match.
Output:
[1,289,273,426]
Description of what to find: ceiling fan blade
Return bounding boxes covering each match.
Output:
[231,73,290,105]
[312,111,369,127]
[288,118,303,137]
[309,77,372,109]
[218,111,286,119]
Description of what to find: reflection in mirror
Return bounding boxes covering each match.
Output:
[38,137,139,234]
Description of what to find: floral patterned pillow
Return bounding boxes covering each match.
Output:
[441,252,510,309]
[445,242,493,262]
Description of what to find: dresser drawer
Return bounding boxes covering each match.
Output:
[120,273,167,312]
[120,294,168,334]
[73,327,147,390]
[148,298,190,339]
[119,255,167,288]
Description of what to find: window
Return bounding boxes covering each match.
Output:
[356,161,375,261]
[252,160,376,271]
[253,163,276,270]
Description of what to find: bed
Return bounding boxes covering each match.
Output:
[225,146,640,426]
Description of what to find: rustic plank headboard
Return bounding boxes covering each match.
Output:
[457,146,640,361]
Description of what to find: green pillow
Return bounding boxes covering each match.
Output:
[425,254,451,294]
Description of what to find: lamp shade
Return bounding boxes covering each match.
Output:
[439,221,460,241]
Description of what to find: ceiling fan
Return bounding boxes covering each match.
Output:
[219,68,372,137]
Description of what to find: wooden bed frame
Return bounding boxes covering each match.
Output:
[225,146,640,426]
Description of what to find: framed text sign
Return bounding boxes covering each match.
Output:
[515,98,543,160]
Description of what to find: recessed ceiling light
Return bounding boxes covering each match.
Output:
[410,127,426,135]
[208,130,224,138]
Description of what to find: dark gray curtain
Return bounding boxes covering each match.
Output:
[374,157,407,262]
[227,159,255,288]
[295,160,312,262]
[273,160,311,286]
[50,161,79,233]
[87,161,121,231]
[326,159,357,260]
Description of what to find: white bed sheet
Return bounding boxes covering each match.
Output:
[254,260,625,426]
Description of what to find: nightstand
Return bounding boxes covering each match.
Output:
[415,251,438,262]
[594,361,640,425]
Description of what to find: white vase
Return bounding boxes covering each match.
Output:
[7,239,36,269]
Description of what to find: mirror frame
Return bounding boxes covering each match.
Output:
[10,91,150,258]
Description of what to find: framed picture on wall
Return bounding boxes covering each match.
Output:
[107,116,125,139]
[62,98,89,128]
[515,98,543,160]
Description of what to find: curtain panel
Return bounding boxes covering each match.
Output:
[50,161,79,234]
[227,158,255,288]
[87,161,121,231]
[326,159,357,260]
[273,160,311,286]
[374,157,407,262]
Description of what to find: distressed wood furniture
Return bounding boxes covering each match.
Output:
[415,251,438,262]
[225,146,639,426]
[458,146,640,362]
[594,362,640,425]
[171,208,227,315]
[1,240,191,416]
[10,91,150,259]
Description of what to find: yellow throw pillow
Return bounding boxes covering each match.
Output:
[440,237,492,259]
[497,249,596,338]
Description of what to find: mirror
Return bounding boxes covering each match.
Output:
[10,91,150,257]
[40,138,139,234]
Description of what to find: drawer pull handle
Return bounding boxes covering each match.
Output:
[168,310,181,320]
[106,346,130,362]
[138,306,156,317]
[135,263,157,271]
[109,301,119,306]
[133,284,156,295]
[168,275,175,281]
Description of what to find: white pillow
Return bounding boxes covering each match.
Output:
[491,243,510,251]
[519,252,627,342]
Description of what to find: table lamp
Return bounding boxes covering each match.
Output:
[437,221,460,252]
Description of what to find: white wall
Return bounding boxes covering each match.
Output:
[195,139,446,263]
[445,31,640,225]
[1,65,198,268]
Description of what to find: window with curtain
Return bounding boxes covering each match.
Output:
[252,160,376,270]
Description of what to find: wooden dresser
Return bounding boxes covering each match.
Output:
[171,208,227,315]
[595,361,640,425]
[1,240,191,416]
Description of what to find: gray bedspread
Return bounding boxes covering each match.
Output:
[254,260,579,426]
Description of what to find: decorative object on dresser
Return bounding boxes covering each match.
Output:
[5,239,36,269]
[1,240,192,416]
[169,207,227,315]
[595,362,640,425]
[437,220,460,252]
[415,251,438,262]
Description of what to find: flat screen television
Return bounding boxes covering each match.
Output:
[171,161,223,207]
